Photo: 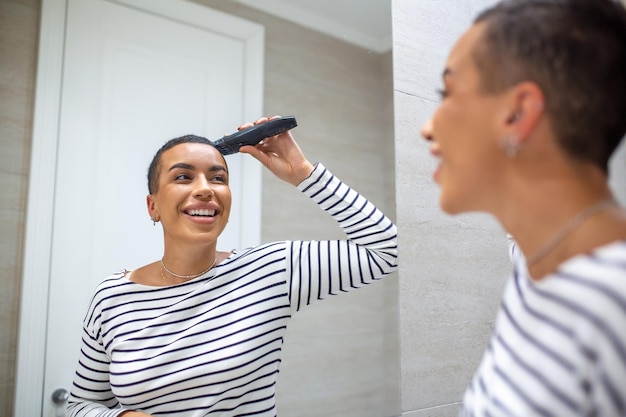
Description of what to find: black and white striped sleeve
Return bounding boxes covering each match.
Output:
[288,163,398,310]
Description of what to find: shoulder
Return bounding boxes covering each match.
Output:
[591,238,626,264]
[516,239,626,334]
[544,240,626,338]
[82,271,136,327]
[562,239,626,293]
[218,241,289,268]
[92,270,133,296]
[87,269,158,312]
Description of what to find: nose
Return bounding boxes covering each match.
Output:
[421,118,434,142]
[194,175,214,199]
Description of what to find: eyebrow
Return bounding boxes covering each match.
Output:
[442,68,454,79]
[168,162,228,173]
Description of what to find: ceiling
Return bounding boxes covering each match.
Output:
[229,0,392,53]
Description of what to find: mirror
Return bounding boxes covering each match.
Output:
[189,1,397,416]
[7,1,396,417]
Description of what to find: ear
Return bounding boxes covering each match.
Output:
[503,81,545,144]
[147,194,159,222]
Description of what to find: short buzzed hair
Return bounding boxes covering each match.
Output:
[473,0,626,172]
[147,134,225,194]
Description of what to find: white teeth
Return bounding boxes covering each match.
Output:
[188,209,216,217]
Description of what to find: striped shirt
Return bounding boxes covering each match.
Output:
[66,164,398,417]
[461,237,626,417]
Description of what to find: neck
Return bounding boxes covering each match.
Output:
[162,236,218,266]
[161,241,219,279]
[161,256,218,281]
[506,195,625,279]
[526,198,615,264]
[495,167,621,277]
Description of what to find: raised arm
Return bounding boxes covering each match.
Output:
[290,163,398,310]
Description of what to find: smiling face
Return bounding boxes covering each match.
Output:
[421,23,513,215]
[147,142,232,246]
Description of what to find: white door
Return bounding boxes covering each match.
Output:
[15,0,264,416]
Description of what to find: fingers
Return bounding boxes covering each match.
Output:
[237,114,291,165]
[239,144,275,172]
[237,122,253,131]
[237,115,282,131]
[238,144,262,157]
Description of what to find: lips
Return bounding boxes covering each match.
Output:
[433,162,443,184]
[185,208,216,217]
[429,144,442,184]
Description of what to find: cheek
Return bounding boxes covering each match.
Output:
[221,188,233,213]
[432,104,473,153]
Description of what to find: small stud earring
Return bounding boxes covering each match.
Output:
[500,135,520,157]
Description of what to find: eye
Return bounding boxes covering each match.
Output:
[211,174,228,184]
[174,172,191,181]
[435,88,449,100]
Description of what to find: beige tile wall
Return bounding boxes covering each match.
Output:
[2,0,397,416]
[0,1,40,416]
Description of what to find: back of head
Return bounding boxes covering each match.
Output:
[474,0,626,173]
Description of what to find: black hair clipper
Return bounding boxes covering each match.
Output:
[213,116,298,155]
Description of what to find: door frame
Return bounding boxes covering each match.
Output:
[14,0,264,415]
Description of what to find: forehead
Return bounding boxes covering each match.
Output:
[444,23,486,78]
[161,142,226,168]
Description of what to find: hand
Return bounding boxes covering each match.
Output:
[238,116,315,186]
[119,411,153,417]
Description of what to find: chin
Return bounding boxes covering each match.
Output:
[440,203,462,215]
[439,192,468,216]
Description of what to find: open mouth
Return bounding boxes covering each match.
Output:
[185,209,217,217]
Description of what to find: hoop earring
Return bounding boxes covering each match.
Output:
[500,135,520,157]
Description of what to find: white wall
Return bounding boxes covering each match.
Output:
[4,1,397,416]
[392,1,508,416]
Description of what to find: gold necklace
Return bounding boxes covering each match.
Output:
[161,256,218,281]
[526,198,615,266]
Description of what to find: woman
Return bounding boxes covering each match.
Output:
[421,1,626,416]
[66,117,398,416]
